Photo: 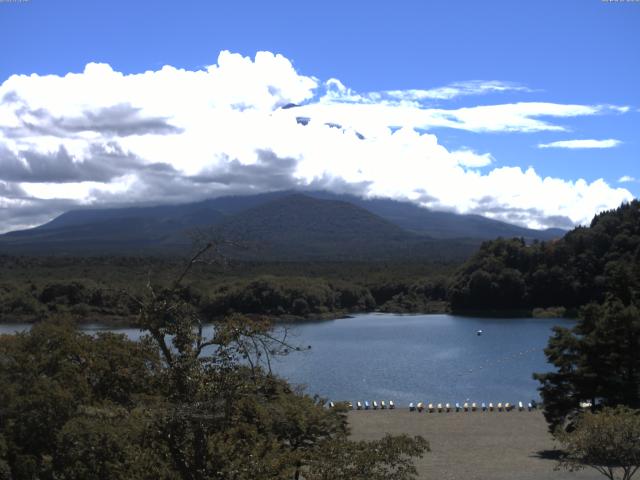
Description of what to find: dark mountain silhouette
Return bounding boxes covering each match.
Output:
[0,191,565,259]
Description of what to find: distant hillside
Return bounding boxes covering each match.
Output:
[0,190,564,259]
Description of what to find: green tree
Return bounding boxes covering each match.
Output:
[555,406,640,480]
[534,300,640,431]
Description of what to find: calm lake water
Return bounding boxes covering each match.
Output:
[0,313,572,406]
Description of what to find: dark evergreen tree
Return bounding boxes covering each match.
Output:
[534,299,640,431]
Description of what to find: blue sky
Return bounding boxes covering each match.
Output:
[0,0,638,231]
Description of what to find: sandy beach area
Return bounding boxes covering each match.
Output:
[348,409,602,480]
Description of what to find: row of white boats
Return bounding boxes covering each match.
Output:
[409,401,535,412]
[328,400,537,412]
[328,400,396,410]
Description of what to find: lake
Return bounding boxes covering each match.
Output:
[0,313,572,407]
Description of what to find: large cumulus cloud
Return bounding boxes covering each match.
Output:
[0,50,633,233]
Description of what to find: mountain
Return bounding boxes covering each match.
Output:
[209,194,479,261]
[0,191,565,259]
[302,191,565,241]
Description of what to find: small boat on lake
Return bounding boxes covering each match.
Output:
[505,402,511,411]
[329,401,335,408]
[373,401,378,410]
[428,403,434,413]
[471,402,477,411]
[381,400,386,409]
[481,402,487,411]
[518,401,524,411]
[445,403,451,412]
[463,402,469,412]
[437,403,443,412]
[497,402,503,411]
[357,401,362,410]
[409,402,415,411]
[365,401,370,410]
[489,402,494,411]
[389,400,395,409]
[477,329,483,336]
[527,402,532,412]
[417,402,424,412]
[455,402,461,412]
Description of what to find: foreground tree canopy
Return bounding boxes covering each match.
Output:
[555,406,640,480]
[0,249,428,480]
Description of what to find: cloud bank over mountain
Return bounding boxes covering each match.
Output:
[0,50,633,232]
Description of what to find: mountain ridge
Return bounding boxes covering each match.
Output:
[0,191,566,259]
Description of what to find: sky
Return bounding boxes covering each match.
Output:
[0,0,638,232]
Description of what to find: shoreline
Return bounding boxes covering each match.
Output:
[0,308,574,328]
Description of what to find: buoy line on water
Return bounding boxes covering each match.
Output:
[454,347,542,377]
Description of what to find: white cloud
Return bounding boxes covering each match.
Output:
[0,50,634,233]
[296,100,624,134]
[383,80,531,102]
[619,175,636,183]
[538,139,622,149]
[450,149,494,168]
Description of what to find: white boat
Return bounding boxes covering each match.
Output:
[381,400,386,409]
[481,402,487,411]
[428,403,434,413]
[357,401,363,410]
[409,402,415,411]
[489,402,494,411]
[477,329,483,336]
[437,403,443,412]
[527,402,532,412]
[455,402,461,412]
[373,401,378,410]
[329,401,335,408]
[471,402,477,411]
[417,402,424,412]
[505,402,511,411]
[463,402,469,412]
[389,400,395,409]
[445,403,451,412]
[497,402,503,411]
[365,401,370,410]
[518,401,524,411]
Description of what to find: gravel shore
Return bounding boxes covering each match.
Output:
[348,409,602,480]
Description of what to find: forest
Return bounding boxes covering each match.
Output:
[1,201,638,324]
